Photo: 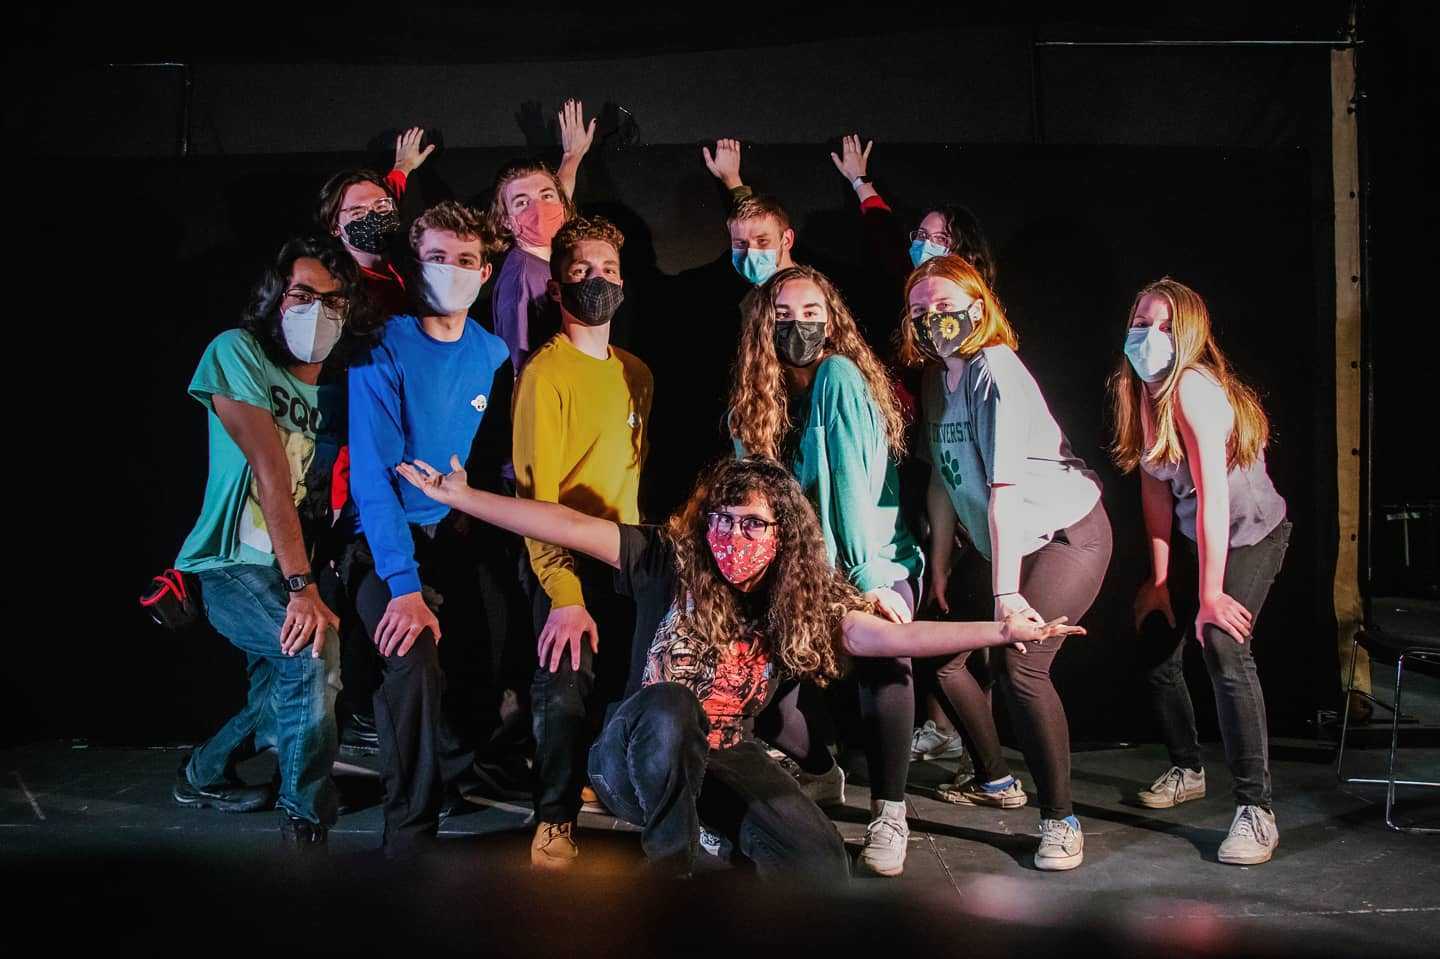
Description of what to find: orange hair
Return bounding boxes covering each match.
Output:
[896,254,1017,367]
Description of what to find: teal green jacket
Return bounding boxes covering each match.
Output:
[737,355,923,593]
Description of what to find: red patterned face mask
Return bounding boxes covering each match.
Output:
[706,528,778,585]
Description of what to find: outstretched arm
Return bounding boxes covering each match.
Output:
[841,610,1083,658]
[397,456,622,569]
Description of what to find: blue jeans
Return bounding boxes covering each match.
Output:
[188,564,341,825]
[588,683,850,880]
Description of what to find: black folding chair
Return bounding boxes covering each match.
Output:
[1334,597,1440,834]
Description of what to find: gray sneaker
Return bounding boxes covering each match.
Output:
[937,774,1028,809]
[858,799,909,877]
[911,721,966,761]
[1035,817,1084,871]
[1217,805,1278,865]
[793,761,846,807]
[1137,766,1206,809]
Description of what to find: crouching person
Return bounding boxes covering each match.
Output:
[173,235,376,852]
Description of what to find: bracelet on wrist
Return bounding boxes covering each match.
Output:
[994,591,1020,599]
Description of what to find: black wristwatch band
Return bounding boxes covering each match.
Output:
[283,572,315,593]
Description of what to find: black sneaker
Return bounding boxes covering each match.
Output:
[339,713,381,756]
[279,813,328,852]
[173,753,273,813]
[438,785,477,824]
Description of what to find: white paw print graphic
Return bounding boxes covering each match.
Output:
[471,394,488,413]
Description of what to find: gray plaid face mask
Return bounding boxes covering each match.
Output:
[560,276,625,326]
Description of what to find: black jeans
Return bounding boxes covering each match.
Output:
[346,528,475,854]
[934,500,1113,821]
[588,683,850,880]
[527,555,635,823]
[1141,519,1291,809]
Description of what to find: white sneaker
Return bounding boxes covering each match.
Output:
[1217,805,1278,865]
[859,799,909,877]
[1137,766,1206,809]
[793,761,846,807]
[1035,817,1084,871]
[910,721,966,761]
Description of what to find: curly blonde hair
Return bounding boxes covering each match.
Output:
[729,265,906,459]
[663,456,870,684]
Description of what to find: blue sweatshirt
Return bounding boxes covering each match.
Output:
[348,314,511,596]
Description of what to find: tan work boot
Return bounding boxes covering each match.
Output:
[580,785,610,816]
[1137,766,1206,809]
[531,821,578,871]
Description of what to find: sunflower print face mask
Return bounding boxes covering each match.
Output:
[912,307,974,361]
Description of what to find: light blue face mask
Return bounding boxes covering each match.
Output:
[1123,324,1175,383]
[909,239,949,269]
[732,248,779,285]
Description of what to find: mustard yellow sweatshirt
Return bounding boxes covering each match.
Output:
[512,333,652,607]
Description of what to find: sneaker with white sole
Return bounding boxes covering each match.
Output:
[1217,804,1278,865]
[937,773,1028,809]
[1035,816,1084,871]
[1137,765,1206,809]
[911,721,966,761]
[859,799,909,877]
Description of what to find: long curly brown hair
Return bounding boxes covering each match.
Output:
[663,456,871,685]
[729,266,906,460]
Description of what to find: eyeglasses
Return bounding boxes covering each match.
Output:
[339,196,396,220]
[707,511,779,541]
[909,228,953,249]
[284,288,351,313]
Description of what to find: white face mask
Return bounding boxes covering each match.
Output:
[1123,323,1175,383]
[421,261,486,315]
[281,300,345,364]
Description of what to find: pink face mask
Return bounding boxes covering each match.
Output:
[706,527,779,585]
[513,200,567,249]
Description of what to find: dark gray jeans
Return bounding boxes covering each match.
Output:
[1142,519,1291,809]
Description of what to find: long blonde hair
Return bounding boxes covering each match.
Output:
[664,456,867,684]
[1108,277,1271,473]
[729,265,906,459]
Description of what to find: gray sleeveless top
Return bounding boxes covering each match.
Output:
[1141,450,1286,547]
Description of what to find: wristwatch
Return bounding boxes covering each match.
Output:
[282,571,315,593]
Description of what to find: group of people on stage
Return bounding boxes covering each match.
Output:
[165,102,1291,879]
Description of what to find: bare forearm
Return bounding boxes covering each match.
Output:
[1139,470,1174,585]
[1195,489,1230,601]
[988,486,1024,599]
[253,472,312,576]
[842,611,1005,658]
[442,486,621,568]
[927,469,957,569]
[557,153,582,200]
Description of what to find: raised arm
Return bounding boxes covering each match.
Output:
[703,138,748,194]
[556,98,596,200]
[397,456,622,569]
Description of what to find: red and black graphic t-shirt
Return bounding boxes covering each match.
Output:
[615,525,779,751]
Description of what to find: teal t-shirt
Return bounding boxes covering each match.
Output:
[175,330,342,572]
[737,355,922,592]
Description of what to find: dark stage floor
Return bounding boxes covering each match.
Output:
[5,668,1438,955]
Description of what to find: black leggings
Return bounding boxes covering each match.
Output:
[755,581,918,804]
[934,500,1112,820]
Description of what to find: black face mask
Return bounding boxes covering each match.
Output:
[560,276,626,327]
[775,320,827,368]
[342,210,402,254]
[912,309,973,362]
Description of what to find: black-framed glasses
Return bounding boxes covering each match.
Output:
[340,196,397,220]
[707,511,779,541]
[284,288,351,313]
[908,228,953,249]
